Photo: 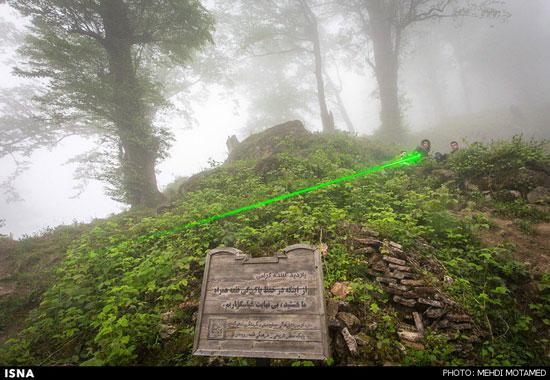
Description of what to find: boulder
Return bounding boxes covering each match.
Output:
[337,312,362,334]
[495,189,522,202]
[527,186,550,204]
[341,327,359,356]
[226,120,310,164]
[397,330,423,342]
[330,282,351,299]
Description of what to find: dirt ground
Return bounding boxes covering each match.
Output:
[473,214,550,275]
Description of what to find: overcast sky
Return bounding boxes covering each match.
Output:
[1,1,549,239]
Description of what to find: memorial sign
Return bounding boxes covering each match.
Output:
[192,244,330,360]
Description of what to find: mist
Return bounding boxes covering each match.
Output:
[1,0,550,238]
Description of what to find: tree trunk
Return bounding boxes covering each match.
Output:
[324,70,356,134]
[100,0,164,207]
[365,0,404,140]
[301,0,334,133]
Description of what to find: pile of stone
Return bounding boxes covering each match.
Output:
[326,288,362,358]
[357,237,479,355]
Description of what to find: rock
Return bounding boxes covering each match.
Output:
[512,168,550,190]
[328,318,345,330]
[160,311,175,321]
[179,301,198,308]
[367,269,385,277]
[449,323,473,330]
[371,263,387,272]
[381,284,404,296]
[495,189,522,202]
[361,227,380,237]
[527,186,550,204]
[337,312,362,334]
[387,241,404,251]
[418,297,444,308]
[382,255,407,266]
[337,300,352,311]
[388,263,412,272]
[356,238,383,247]
[341,327,359,356]
[393,295,417,308]
[387,270,414,280]
[396,341,407,355]
[434,293,458,306]
[402,290,420,299]
[415,287,438,295]
[447,314,470,322]
[158,324,177,339]
[383,240,405,257]
[426,308,446,319]
[331,282,351,299]
[354,246,377,255]
[401,279,424,286]
[226,120,309,164]
[401,340,425,351]
[412,312,424,334]
[376,276,398,284]
[465,180,480,191]
[355,335,368,346]
[397,330,423,342]
[333,331,348,357]
[226,134,240,154]
[368,322,378,331]
[327,298,340,319]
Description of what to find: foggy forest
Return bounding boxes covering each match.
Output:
[0,0,550,370]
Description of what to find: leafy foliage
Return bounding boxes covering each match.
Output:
[0,132,548,366]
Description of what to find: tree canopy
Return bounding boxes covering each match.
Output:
[1,0,215,206]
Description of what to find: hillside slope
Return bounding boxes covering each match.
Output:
[1,121,549,366]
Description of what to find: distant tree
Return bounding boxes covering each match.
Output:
[1,0,214,207]
[221,0,339,133]
[336,0,508,141]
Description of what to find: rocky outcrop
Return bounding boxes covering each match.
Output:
[429,163,550,210]
[226,120,310,164]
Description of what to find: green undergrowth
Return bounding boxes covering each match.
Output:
[0,131,549,366]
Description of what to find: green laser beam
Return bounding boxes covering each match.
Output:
[136,152,422,243]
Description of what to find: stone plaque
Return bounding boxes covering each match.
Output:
[192,244,330,360]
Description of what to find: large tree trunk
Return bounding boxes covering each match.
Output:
[365,0,404,140]
[100,0,164,207]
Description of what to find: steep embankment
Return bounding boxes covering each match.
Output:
[0,121,549,366]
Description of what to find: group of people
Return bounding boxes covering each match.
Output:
[399,139,459,163]
[412,139,459,163]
